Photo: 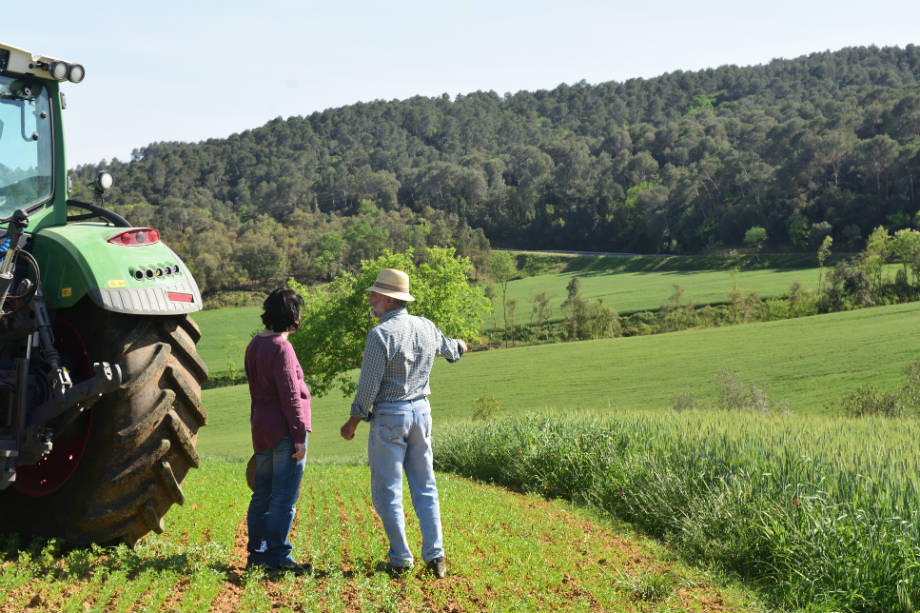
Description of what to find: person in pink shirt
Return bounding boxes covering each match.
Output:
[244,288,312,573]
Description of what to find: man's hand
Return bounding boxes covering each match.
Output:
[292,442,307,460]
[457,339,468,354]
[340,417,362,440]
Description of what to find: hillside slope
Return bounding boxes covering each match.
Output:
[70,45,920,293]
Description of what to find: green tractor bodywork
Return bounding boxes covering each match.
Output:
[34,225,202,313]
[0,42,208,545]
[1,41,202,315]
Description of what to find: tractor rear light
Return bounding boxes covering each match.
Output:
[168,292,194,303]
[108,228,160,246]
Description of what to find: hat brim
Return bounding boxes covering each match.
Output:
[365,285,415,301]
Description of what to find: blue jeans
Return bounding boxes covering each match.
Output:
[247,436,306,567]
[368,399,444,567]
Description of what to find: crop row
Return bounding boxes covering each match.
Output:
[433,411,920,612]
[0,461,758,612]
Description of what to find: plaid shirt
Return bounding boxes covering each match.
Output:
[350,307,463,420]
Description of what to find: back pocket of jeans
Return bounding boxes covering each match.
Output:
[377,414,408,443]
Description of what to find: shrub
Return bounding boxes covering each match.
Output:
[743,226,768,251]
[203,290,263,309]
[837,385,903,418]
[714,370,787,413]
[819,259,875,312]
[836,360,920,418]
[471,394,501,420]
[622,311,657,336]
[670,392,697,412]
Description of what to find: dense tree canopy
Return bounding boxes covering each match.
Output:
[70,45,920,295]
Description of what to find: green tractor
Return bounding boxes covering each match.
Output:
[0,42,207,545]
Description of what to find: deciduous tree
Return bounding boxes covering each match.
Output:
[289,247,489,397]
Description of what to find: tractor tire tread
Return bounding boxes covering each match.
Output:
[0,302,206,546]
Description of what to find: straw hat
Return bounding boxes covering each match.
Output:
[365,268,415,302]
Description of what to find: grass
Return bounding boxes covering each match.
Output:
[194,306,260,378]
[186,266,920,611]
[432,300,920,418]
[492,265,823,327]
[8,259,916,610]
[0,461,763,612]
[195,268,819,372]
[200,300,920,462]
[434,411,920,612]
[193,255,871,376]
[493,258,904,329]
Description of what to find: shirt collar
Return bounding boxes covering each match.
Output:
[379,306,406,323]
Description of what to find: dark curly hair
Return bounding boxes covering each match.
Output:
[261,288,303,333]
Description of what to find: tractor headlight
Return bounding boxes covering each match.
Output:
[96,171,113,191]
[67,64,85,83]
[47,61,85,83]
[49,61,69,81]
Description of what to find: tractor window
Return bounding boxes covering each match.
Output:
[0,75,53,217]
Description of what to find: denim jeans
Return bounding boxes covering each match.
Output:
[247,436,306,568]
[368,398,444,567]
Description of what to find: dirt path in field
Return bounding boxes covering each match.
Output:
[207,514,248,612]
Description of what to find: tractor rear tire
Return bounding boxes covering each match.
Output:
[1,299,208,546]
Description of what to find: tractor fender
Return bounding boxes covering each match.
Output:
[31,224,203,314]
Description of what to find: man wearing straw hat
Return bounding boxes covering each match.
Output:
[340,268,467,579]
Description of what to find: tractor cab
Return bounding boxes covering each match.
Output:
[0,42,82,232]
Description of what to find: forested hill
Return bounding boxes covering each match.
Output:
[72,45,920,295]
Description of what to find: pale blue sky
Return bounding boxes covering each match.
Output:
[5,0,920,167]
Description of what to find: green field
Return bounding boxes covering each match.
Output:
[0,461,761,612]
[200,301,920,462]
[178,264,920,611]
[435,411,920,612]
[135,301,920,611]
[194,306,260,377]
[493,264,822,327]
[192,256,842,376]
[8,265,919,611]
